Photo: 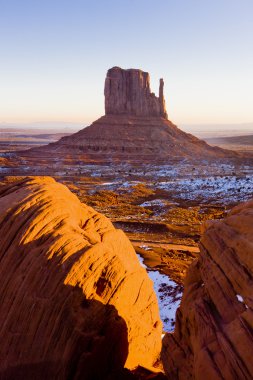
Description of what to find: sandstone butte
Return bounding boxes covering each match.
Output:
[22,67,239,164]
[0,177,162,380]
[162,199,253,380]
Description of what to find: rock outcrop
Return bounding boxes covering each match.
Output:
[104,67,168,118]
[162,199,253,380]
[19,66,239,165]
[0,177,162,379]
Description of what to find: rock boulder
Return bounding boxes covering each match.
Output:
[0,177,162,379]
[162,199,253,380]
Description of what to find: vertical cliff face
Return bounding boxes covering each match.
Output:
[162,199,253,380]
[104,66,168,118]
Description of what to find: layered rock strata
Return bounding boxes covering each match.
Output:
[104,67,168,118]
[24,114,236,165]
[162,199,253,380]
[0,177,162,379]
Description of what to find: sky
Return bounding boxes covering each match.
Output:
[0,0,253,131]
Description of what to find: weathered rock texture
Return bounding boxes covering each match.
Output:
[24,115,237,165]
[105,67,168,118]
[21,66,240,164]
[162,199,253,380]
[0,177,162,379]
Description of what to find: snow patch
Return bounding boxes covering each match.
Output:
[137,254,182,332]
[140,245,152,251]
[140,199,167,207]
[236,294,244,303]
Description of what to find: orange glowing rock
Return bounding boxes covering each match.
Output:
[162,199,253,380]
[0,177,162,379]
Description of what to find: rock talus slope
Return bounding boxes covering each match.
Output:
[0,177,162,379]
[162,199,253,380]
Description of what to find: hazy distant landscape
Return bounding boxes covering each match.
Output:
[1,124,252,153]
[205,134,253,152]
[0,128,73,152]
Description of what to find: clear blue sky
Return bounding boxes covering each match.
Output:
[0,0,253,129]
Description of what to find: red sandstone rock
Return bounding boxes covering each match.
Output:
[0,177,162,379]
[57,114,231,159]
[162,199,253,380]
[104,67,168,118]
[25,114,237,165]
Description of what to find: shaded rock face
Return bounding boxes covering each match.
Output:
[0,177,162,379]
[162,199,253,380]
[104,67,168,119]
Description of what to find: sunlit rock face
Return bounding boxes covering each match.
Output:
[162,199,253,380]
[104,66,168,118]
[0,177,162,379]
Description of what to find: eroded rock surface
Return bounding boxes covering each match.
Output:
[104,67,168,118]
[0,177,162,379]
[162,199,253,380]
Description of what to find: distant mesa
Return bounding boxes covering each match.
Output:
[104,66,168,119]
[23,66,239,163]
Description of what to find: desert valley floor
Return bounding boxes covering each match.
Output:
[1,132,253,333]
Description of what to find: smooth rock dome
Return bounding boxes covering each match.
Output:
[0,177,162,379]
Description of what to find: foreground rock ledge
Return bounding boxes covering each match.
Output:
[162,199,253,380]
[0,177,162,380]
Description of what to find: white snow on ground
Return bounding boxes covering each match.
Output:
[140,245,152,251]
[156,175,253,203]
[140,199,167,207]
[99,180,141,191]
[90,163,253,204]
[126,163,253,179]
[236,294,244,303]
[98,173,253,204]
[148,270,182,333]
[137,254,182,332]
[236,294,248,308]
